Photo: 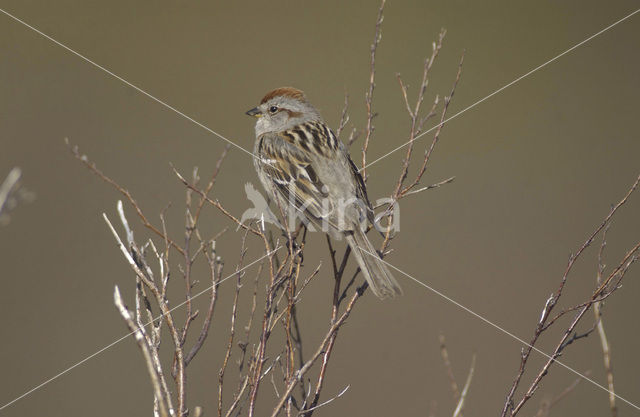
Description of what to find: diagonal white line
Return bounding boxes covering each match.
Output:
[362,8,640,172]
[0,7,256,160]
[358,248,640,412]
[0,247,279,412]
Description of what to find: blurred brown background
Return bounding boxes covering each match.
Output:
[1,1,639,416]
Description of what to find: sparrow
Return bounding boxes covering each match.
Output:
[246,87,402,299]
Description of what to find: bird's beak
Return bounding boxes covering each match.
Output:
[245,107,262,117]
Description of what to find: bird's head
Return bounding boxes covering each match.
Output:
[246,87,321,136]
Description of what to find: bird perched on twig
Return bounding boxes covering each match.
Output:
[246,87,402,299]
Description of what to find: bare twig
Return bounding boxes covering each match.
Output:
[193,144,230,224]
[398,50,464,197]
[336,92,350,139]
[185,240,223,365]
[219,232,248,417]
[534,371,590,417]
[347,128,362,148]
[393,28,447,197]
[237,262,263,374]
[114,286,172,417]
[360,0,385,181]
[594,222,617,417]
[298,385,350,416]
[452,354,476,417]
[402,176,455,197]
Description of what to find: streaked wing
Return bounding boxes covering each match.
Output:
[256,130,331,221]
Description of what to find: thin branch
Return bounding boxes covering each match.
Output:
[595,286,617,417]
[185,240,223,366]
[336,92,350,139]
[393,29,447,197]
[347,128,362,148]
[534,371,590,417]
[360,0,386,181]
[399,50,464,197]
[114,286,171,417]
[452,353,476,417]
[594,222,621,417]
[237,262,264,374]
[403,176,455,197]
[298,385,349,416]
[193,144,230,225]
[219,232,248,417]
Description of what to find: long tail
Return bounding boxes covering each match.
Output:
[345,228,402,299]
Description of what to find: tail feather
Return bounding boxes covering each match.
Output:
[345,229,402,299]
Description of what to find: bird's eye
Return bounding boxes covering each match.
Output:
[269,106,278,113]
